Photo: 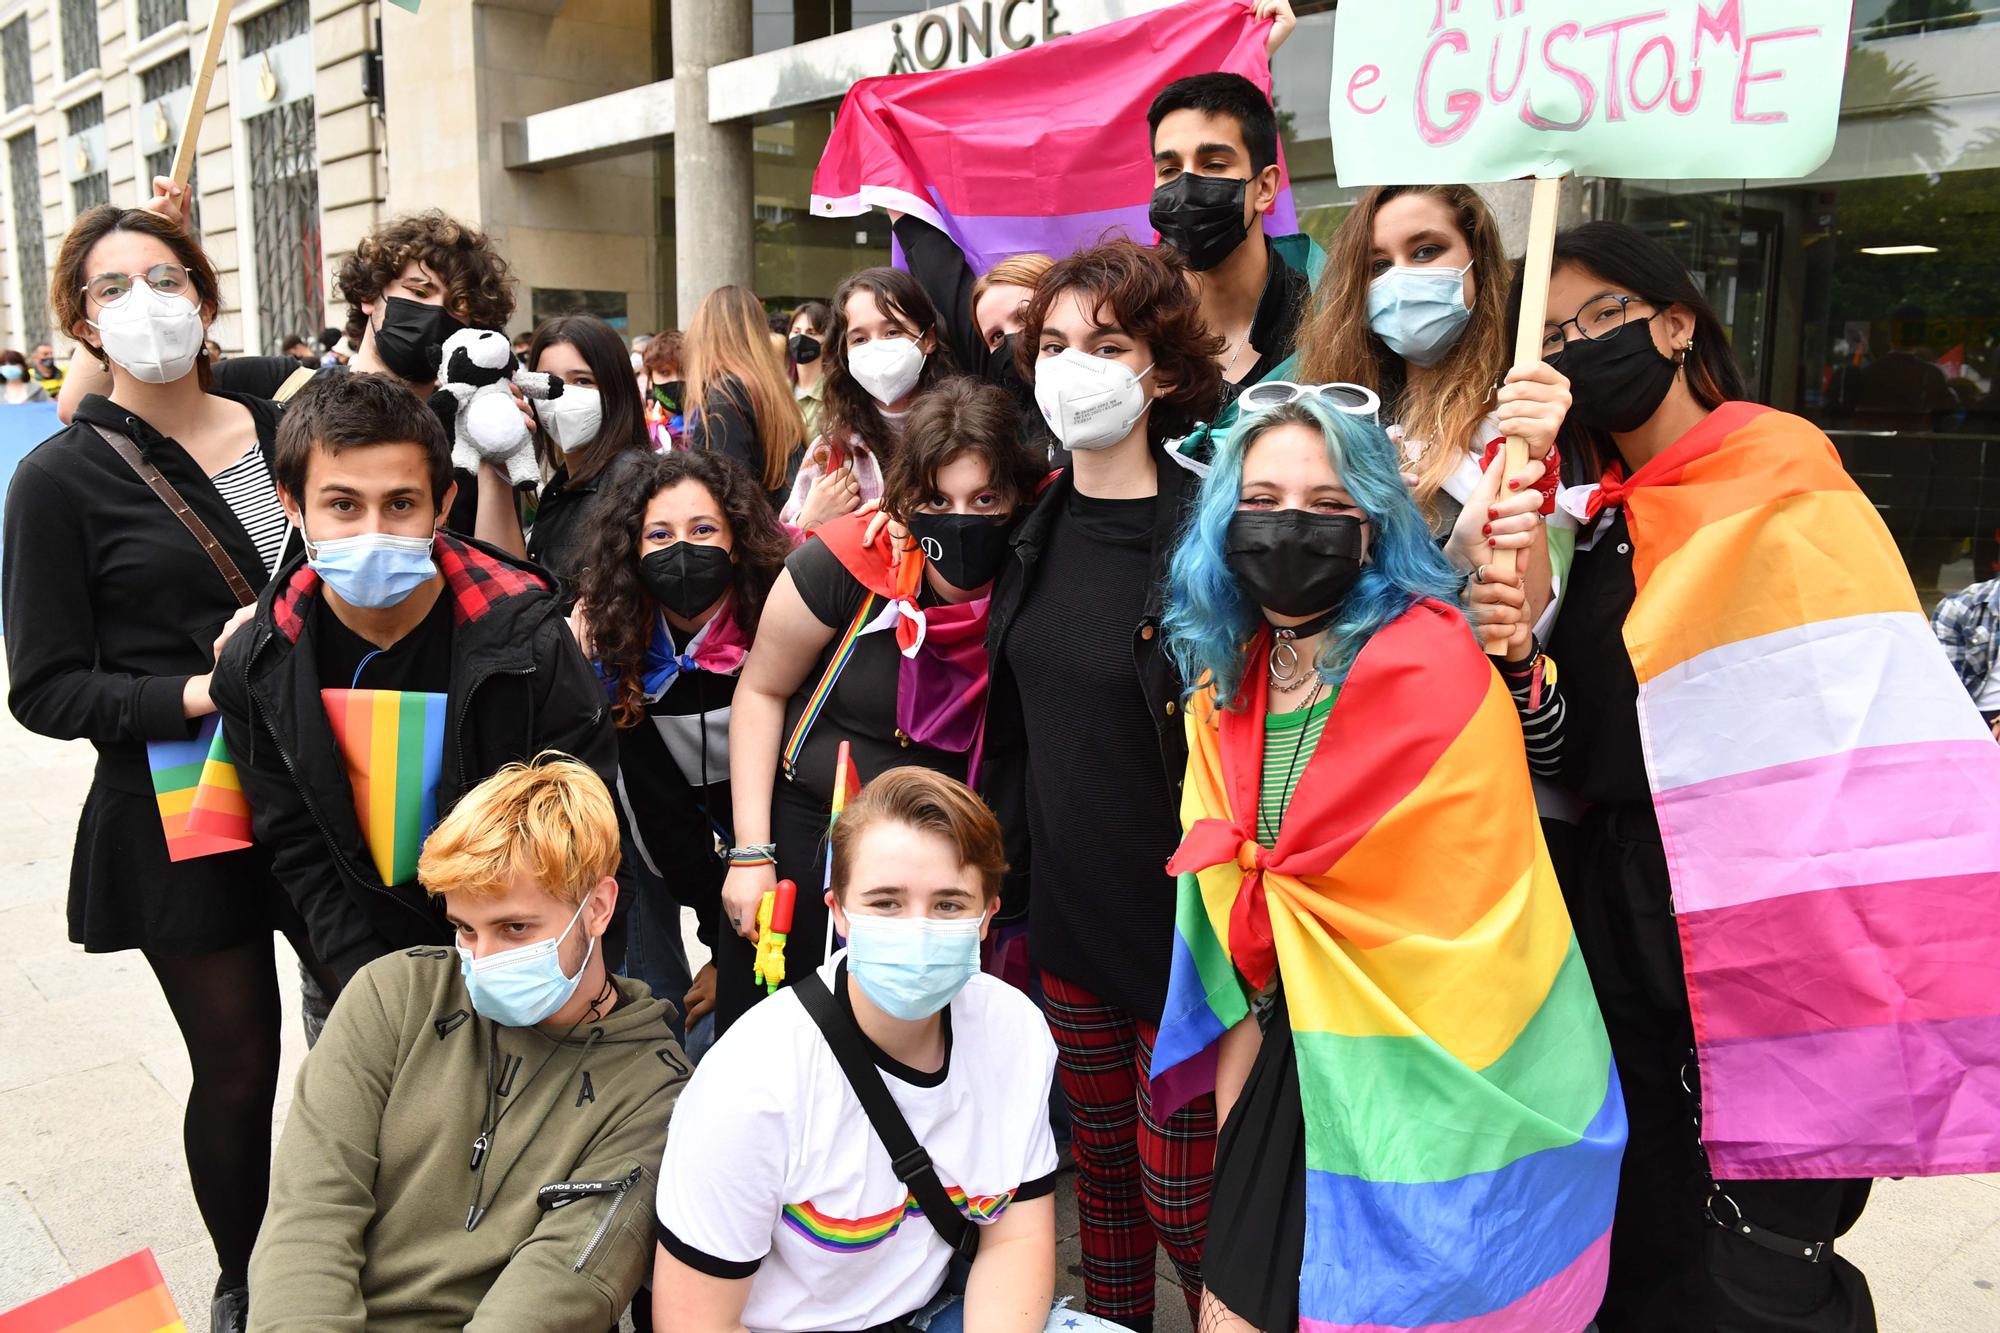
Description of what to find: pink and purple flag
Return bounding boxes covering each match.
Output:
[810,0,1297,275]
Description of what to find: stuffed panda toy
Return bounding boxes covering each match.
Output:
[431,327,562,489]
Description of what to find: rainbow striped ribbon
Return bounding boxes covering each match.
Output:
[781,594,878,782]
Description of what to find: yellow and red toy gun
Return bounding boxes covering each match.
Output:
[753,878,797,995]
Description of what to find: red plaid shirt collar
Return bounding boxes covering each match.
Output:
[272,532,547,642]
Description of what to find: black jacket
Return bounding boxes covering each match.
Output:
[527,446,648,608]
[212,531,616,984]
[983,442,1200,906]
[4,392,287,797]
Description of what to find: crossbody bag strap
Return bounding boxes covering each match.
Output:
[94,423,258,609]
[794,972,976,1265]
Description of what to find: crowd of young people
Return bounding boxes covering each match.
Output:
[6,1,1992,1329]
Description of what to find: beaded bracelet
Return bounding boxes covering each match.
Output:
[725,843,777,867]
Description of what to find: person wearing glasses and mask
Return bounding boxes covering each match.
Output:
[4,206,323,1333]
[210,373,617,1005]
[1153,387,1624,1333]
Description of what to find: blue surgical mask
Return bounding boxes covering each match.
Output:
[0,365,22,382]
[844,913,984,1020]
[458,897,595,1028]
[303,526,437,609]
[1367,260,1474,368]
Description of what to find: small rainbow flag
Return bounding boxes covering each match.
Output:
[822,741,864,956]
[146,715,254,862]
[0,1249,185,1332]
[1609,402,2000,1179]
[1152,602,1625,1333]
[321,688,448,886]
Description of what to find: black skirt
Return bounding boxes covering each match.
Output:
[1203,987,1308,1329]
[67,780,289,955]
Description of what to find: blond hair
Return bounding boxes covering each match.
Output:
[830,768,1007,903]
[971,253,1054,311]
[684,284,809,492]
[417,753,619,906]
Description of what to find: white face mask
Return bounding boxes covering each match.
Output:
[846,336,927,406]
[538,385,604,454]
[1033,348,1154,452]
[90,282,206,384]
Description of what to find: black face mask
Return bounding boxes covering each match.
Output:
[1557,315,1678,434]
[640,541,735,620]
[371,296,464,385]
[1225,510,1366,618]
[653,380,686,411]
[788,332,823,365]
[1149,174,1252,272]
[909,511,1013,593]
[984,332,1030,403]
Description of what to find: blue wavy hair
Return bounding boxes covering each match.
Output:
[1164,398,1467,707]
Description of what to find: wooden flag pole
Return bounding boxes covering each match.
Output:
[168,0,235,188]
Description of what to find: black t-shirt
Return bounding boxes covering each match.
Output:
[1546,511,1651,805]
[313,585,455,694]
[779,537,966,801]
[1009,489,1184,1022]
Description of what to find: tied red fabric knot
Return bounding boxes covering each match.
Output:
[1584,463,1631,521]
[1479,438,1561,517]
[1164,818,1278,991]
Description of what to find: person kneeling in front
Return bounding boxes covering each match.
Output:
[247,754,689,1331]
[654,768,1059,1333]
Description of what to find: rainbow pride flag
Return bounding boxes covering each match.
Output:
[1152,602,1624,1332]
[146,715,254,862]
[1608,402,2000,1179]
[321,688,448,886]
[810,0,1297,276]
[0,1249,184,1332]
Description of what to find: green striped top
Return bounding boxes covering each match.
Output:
[1257,690,1338,849]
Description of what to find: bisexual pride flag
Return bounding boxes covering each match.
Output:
[1152,603,1624,1332]
[1605,402,2000,1179]
[810,0,1298,276]
[322,688,448,887]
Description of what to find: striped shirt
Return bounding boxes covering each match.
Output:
[1258,690,1337,849]
[210,447,289,578]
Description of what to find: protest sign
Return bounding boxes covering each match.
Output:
[1329,0,1854,185]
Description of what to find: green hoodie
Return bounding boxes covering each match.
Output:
[248,949,687,1332]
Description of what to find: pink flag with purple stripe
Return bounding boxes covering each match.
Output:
[809,0,1297,275]
[1617,400,2000,1179]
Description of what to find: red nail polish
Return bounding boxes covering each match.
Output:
[1482,524,1492,536]
[1508,480,1521,491]
[1488,507,1499,521]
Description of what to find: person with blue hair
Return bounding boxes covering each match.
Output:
[1156,388,1620,1333]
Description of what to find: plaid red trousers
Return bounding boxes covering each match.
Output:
[1040,970,1216,1320]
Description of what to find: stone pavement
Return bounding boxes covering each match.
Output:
[0,699,1995,1329]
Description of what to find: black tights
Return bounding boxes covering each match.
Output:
[144,931,334,1289]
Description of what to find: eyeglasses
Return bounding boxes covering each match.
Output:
[81,262,192,308]
[1237,380,1381,419]
[1541,293,1653,360]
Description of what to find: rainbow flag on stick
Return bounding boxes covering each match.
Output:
[321,688,448,886]
[1152,602,1624,1332]
[0,1249,184,1332]
[810,0,1296,276]
[146,715,253,861]
[1610,402,2000,1179]
[823,741,863,959]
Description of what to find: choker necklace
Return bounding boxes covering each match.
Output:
[1267,608,1339,688]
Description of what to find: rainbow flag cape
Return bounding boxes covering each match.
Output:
[809,0,1297,275]
[146,715,254,862]
[1151,602,1624,1333]
[1605,402,2000,1179]
[0,1249,184,1332]
[321,688,448,886]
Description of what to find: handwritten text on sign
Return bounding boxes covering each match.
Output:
[1329,0,1853,185]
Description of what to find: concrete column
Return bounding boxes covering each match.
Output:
[671,0,753,327]
[1474,179,1595,260]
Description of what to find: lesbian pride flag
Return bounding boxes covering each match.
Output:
[810,0,1297,276]
[1153,603,1624,1332]
[0,1250,183,1332]
[322,688,448,887]
[1607,402,2000,1179]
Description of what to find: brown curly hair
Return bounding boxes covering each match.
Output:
[576,450,790,729]
[333,210,515,345]
[1016,239,1224,443]
[881,376,1041,520]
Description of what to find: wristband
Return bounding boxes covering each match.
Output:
[1480,438,1561,517]
[725,843,777,867]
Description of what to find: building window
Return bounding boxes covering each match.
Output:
[10,131,47,346]
[3,19,32,111]
[137,0,187,42]
[59,0,99,81]
[245,100,320,352]
[241,0,309,52]
[141,54,197,231]
[65,96,105,214]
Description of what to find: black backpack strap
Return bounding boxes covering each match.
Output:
[794,971,978,1280]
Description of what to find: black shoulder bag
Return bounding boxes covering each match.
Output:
[794,971,978,1299]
